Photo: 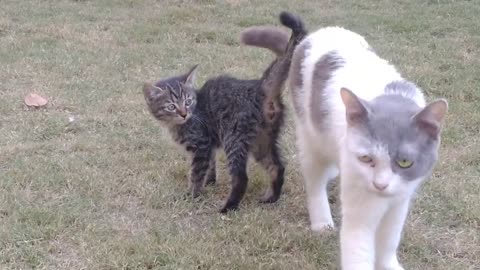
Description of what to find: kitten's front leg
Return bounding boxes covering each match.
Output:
[375,200,410,270]
[204,151,216,186]
[189,148,212,198]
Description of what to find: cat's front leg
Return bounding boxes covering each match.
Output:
[297,140,336,231]
[375,200,410,270]
[340,189,387,270]
[189,148,212,198]
[341,219,376,270]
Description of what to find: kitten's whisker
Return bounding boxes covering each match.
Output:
[192,115,207,127]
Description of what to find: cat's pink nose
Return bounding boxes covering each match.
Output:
[373,182,388,191]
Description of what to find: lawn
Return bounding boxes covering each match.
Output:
[0,0,479,269]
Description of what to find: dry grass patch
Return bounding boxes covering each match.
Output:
[1,0,479,269]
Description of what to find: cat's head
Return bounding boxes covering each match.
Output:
[340,87,447,197]
[143,65,198,126]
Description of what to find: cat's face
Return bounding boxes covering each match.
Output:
[341,88,447,197]
[143,65,198,126]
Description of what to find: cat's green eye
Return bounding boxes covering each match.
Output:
[185,98,193,106]
[358,155,373,163]
[396,159,413,168]
[166,104,176,111]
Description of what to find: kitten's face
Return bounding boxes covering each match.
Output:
[143,66,198,126]
[341,89,447,197]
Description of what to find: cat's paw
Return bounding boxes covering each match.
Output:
[376,257,404,270]
[311,222,335,232]
[376,266,404,270]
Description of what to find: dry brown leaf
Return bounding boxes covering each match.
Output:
[24,93,48,107]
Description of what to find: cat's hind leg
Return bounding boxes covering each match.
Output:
[297,133,337,231]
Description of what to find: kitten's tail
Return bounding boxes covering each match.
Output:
[240,11,307,122]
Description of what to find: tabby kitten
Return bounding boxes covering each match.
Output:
[143,12,307,213]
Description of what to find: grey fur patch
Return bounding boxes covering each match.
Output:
[384,80,419,99]
[289,41,310,116]
[310,51,345,130]
[361,95,439,181]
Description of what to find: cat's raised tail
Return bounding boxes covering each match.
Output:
[240,12,307,122]
[240,12,306,56]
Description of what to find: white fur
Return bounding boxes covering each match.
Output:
[293,27,427,270]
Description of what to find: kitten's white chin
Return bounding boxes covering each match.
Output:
[173,116,190,125]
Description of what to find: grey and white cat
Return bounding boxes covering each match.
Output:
[289,27,448,269]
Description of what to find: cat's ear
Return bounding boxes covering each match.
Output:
[183,64,199,88]
[340,87,369,126]
[413,99,448,138]
[143,83,163,102]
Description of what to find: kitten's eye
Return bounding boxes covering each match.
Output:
[358,155,373,163]
[166,104,176,111]
[396,159,413,168]
[185,98,193,106]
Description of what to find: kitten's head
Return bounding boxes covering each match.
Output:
[340,87,447,197]
[143,65,198,126]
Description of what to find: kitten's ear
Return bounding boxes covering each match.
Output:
[340,87,369,126]
[183,64,199,88]
[413,99,448,138]
[143,83,163,103]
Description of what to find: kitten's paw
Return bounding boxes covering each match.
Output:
[219,201,239,214]
[204,177,216,186]
[258,192,279,204]
[311,222,335,232]
[191,190,201,199]
[189,183,203,198]
[182,191,202,201]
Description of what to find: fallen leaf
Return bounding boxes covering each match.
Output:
[24,93,48,107]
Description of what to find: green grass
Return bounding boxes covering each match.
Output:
[1,0,479,269]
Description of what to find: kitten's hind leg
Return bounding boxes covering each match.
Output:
[299,142,337,231]
[204,151,217,186]
[220,136,251,213]
[253,141,285,204]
